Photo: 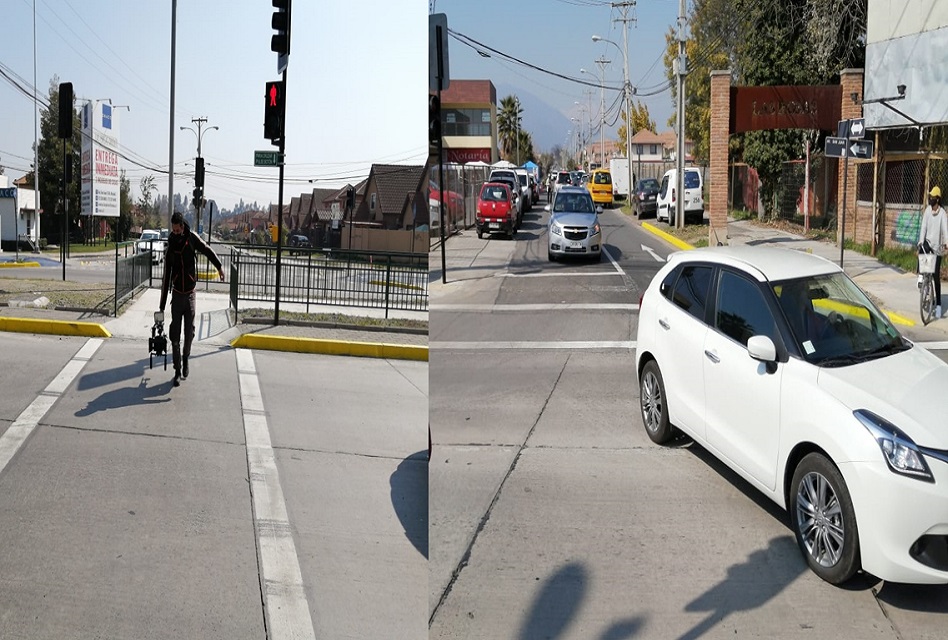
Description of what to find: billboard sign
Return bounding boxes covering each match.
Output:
[81,102,120,217]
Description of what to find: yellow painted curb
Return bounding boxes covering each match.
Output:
[641,222,695,251]
[0,262,42,268]
[883,310,915,327]
[0,317,111,337]
[231,334,428,361]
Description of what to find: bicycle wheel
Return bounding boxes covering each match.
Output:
[921,275,937,325]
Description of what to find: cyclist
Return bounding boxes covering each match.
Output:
[918,185,948,318]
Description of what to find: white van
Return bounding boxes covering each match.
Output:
[656,167,704,225]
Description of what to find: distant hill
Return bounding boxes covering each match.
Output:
[495,83,573,154]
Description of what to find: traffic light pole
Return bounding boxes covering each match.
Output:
[274,67,286,326]
[436,23,447,284]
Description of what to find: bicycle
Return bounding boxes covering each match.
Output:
[919,251,938,325]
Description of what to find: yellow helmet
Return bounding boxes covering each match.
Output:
[931,186,942,198]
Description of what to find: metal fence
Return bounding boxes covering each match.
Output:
[436,163,492,233]
[114,241,152,316]
[227,246,428,317]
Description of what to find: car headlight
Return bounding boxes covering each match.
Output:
[854,409,934,482]
[551,222,563,236]
[591,222,601,235]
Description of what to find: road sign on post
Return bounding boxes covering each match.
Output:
[825,136,849,158]
[848,118,865,139]
[848,139,874,159]
[254,150,281,166]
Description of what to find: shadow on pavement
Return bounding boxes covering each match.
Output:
[874,581,948,612]
[75,376,173,416]
[390,450,428,559]
[517,562,645,640]
[680,537,805,640]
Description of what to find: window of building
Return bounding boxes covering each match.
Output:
[650,144,658,155]
[443,108,492,137]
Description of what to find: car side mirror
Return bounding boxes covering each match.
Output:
[596,206,604,215]
[747,335,778,373]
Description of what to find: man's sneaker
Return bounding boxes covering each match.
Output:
[182,360,189,380]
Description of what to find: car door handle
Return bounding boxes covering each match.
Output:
[658,319,670,330]
[704,350,720,363]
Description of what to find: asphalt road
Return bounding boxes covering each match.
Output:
[429,202,948,639]
[0,333,428,639]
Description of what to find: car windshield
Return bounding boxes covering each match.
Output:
[141,231,159,241]
[772,273,907,366]
[553,194,594,213]
[518,175,527,186]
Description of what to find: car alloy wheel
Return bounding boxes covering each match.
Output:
[640,360,674,444]
[790,453,860,584]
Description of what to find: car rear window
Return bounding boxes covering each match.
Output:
[593,172,611,185]
[639,179,659,190]
[481,185,508,201]
[685,171,701,189]
[557,172,571,184]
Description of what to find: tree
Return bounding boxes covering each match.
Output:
[138,175,161,230]
[617,101,657,151]
[109,169,134,241]
[497,95,522,162]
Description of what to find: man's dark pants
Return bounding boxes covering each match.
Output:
[169,290,196,374]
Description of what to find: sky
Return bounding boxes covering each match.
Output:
[432,0,687,154]
[1,0,428,212]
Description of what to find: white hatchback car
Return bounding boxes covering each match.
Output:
[636,245,948,585]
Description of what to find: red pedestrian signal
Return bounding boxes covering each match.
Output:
[264,81,284,145]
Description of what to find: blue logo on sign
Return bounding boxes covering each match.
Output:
[102,104,112,129]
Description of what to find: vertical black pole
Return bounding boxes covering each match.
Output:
[62,139,67,281]
[274,68,286,325]
[841,151,849,268]
[436,24,447,284]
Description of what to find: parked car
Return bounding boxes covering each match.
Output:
[135,228,165,264]
[586,168,614,208]
[546,186,602,261]
[488,175,522,227]
[656,167,704,225]
[429,179,464,222]
[288,234,312,254]
[476,182,517,239]
[636,244,948,585]
[513,168,534,212]
[632,178,661,217]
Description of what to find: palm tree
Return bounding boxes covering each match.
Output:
[497,95,522,162]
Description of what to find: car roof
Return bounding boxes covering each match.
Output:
[669,245,842,282]
[556,186,592,196]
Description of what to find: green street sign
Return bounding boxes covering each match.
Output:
[254,150,282,167]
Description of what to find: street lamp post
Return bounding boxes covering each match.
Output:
[574,101,589,169]
[582,60,609,169]
[593,35,633,206]
[180,118,219,236]
[515,96,521,166]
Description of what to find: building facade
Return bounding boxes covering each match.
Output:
[440,80,498,165]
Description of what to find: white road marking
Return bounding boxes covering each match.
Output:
[432,341,636,350]
[0,338,103,475]
[235,349,316,640]
[916,341,948,350]
[433,303,639,312]
[641,244,664,262]
[601,246,627,275]
[501,271,622,278]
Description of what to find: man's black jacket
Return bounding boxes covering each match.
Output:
[159,223,223,310]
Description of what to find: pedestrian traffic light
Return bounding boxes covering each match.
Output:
[264,81,284,145]
[429,94,441,147]
[271,0,292,57]
[346,186,355,211]
[195,157,205,189]
[58,82,73,139]
[193,186,203,211]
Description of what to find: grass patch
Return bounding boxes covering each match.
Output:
[0,277,130,315]
[237,307,427,330]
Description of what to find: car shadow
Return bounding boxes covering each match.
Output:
[874,581,948,612]
[390,449,428,559]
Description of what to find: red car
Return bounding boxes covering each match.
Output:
[429,179,463,221]
[476,182,517,239]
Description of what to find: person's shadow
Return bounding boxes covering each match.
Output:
[679,536,805,640]
[75,374,173,417]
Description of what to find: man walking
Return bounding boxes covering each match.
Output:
[159,210,225,386]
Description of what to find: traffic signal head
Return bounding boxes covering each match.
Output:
[271,0,292,57]
[346,186,355,210]
[264,81,284,144]
[429,94,441,147]
[58,82,73,139]
[195,157,205,189]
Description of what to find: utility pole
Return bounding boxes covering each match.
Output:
[675,0,687,229]
[167,0,177,231]
[595,57,609,167]
[613,1,636,211]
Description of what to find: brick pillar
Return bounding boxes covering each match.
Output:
[709,70,732,245]
[837,68,864,245]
